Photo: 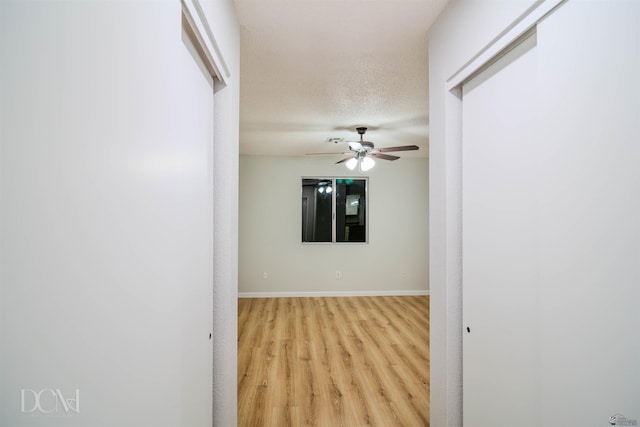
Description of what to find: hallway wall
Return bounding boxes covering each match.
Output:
[428,0,640,425]
[0,1,240,425]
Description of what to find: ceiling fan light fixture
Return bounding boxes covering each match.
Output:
[345,157,358,170]
[325,126,419,169]
[361,157,375,171]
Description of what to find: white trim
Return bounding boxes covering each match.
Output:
[239,290,429,298]
[181,0,230,85]
[446,0,565,91]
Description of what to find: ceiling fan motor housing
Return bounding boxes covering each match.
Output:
[360,141,374,151]
[353,127,374,151]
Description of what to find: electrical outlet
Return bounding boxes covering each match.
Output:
[336,271,342,279]
[263,272,268,279]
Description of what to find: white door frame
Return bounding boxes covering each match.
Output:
[436,0,566,424]
[181,1,238,425]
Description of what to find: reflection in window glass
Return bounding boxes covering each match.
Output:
[301,178,332,242]
[336,179,366,242]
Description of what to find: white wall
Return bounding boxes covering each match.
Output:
[239,155,429,296]
[429,0,640,425]
[0,1,240,426]
[535,2,639,423]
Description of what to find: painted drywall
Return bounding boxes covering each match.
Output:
[239,155,429,295]
[0,1,240,426]
[534,2,639,423]
[429,0,640,425]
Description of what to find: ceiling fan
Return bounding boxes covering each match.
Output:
[336,127,419,172]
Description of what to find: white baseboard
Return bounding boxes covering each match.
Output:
[238,290,429,298]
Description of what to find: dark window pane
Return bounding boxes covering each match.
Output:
[302,179,332,242]
[336,179,366,242]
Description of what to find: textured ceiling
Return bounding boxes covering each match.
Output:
[234,0,449,158]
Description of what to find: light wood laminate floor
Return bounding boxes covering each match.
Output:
[238,296,430,426]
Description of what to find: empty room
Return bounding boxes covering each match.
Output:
[235,1,437,425]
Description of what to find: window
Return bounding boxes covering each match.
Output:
[301,177,368,243]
